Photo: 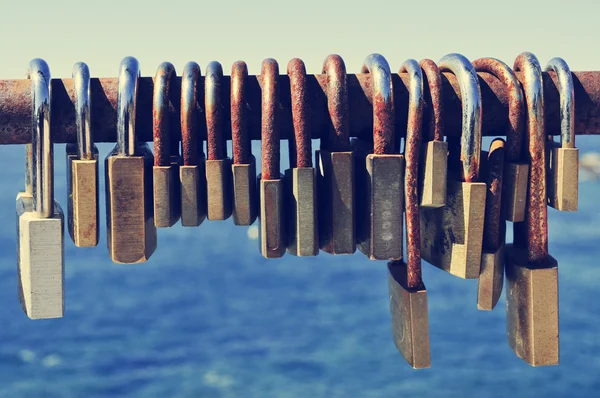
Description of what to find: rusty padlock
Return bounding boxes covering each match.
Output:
[153,62,181,227]
[473,58,528,223]
[545,57,578,212]
[388,59,430,369]
[231,61,258,226]
[420,53,486,279]
[316,54,356,255]
[180,61,207,227]
[354,53,404,261]
[418,59,447,209]
[205,61,232,221]
[258,58,286,258]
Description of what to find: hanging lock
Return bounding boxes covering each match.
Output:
[179,62,207,226]
[231,61,258,226]
[354,54,404,261]
[388,59,430,369]
[105,57,157,264]
[285,59,318,256]
[420,54,486,279]
[473,58,528,222]
[546,58,578,212]
[419,59,447,208]
[66,62,99,247]
[258,59,286,258]
[316,54,356,255]
[16,59,64,319]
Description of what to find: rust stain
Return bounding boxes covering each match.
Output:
[322,55,350,151]
[181,62,201,166]
[206,61,225,161]
[260,58,280,180]
[287,58,312,169]
[231,61,252,165]
[419,59,444,142]
[482,138,505,250]
[153,62,177,166]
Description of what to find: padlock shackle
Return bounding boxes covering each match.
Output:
[206,61,226,161]
[322,54,350,152]
[153,62,178,167]
[361,54,395,155]
[27,58,54,218]
[439,53,482,183]
[482,138,506,250]
[287,58,312,169]
[399,59,424,289]
[231,61,252,165]
[116,57,140,157]
[419,59,444,143]
[472,58,525,162]
[260,58,281,180]
[545,57,575,149]
[72,62,94,160]
[181,62,203,167]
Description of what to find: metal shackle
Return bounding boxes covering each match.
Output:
[153,62,177,167]
[439,53,482,182]
[72,62,94,160]
[181,61,202,166]
[287,58,312,168]
[545,57,575,148]
[116,57,140,156]
[361,54,395,154]
[27,58,53,218]
[206,61,226,162]
[231,61,253,165]
[322,54,350,151]
[419,59,444,142]
[261,58,280,180]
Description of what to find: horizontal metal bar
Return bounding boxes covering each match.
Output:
[0,71,598,145]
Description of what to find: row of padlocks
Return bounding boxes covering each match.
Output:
[16,52,578,369]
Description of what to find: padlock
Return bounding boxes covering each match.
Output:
[477,139,506,311]
[153,62,181,227]
[179,61,207,227]
[205,61,232,220]
[105,57,157,264]
[258,58,286,258]
[16,59,64,319]
[316,54,356,255]
[284,58,318,256]
[506,52,559,367]
[418,59,447,209]
[545,57,578,212]
[420,54,486,279]
[388,59,430,369]
[354,53,404,261]
[66,61,99,247]
[473,57,528,223]
[231,61,258,226]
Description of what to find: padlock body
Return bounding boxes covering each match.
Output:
[206,158,233,221]
[477,242,505,311]
[388,261,430,369]
[503,161,529,222]
[232,156,258,226]
[505,244,559,366]
[420,140,448,208]
[285,167,318,256]
[16,194,64,320]
[153,162,181,228]
[258,175,286,258]
[180,161,207,227]
[66,143,99,247]
[420,178,486,279]
[105,145,157,264]
[316,150,356,255]
[547,142,578,211]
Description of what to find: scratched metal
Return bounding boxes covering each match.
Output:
[482,139,505,250]
[419,59,444,142]
[231,61,252,165]
[260,59,280,180]
[322,55,351,151]
[206,61,226,161]
[287,59,312,169]
[545,58,575,148]
[153,62,177,167]
[180,62,202,166]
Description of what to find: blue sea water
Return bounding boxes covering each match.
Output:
[1,139,600,398]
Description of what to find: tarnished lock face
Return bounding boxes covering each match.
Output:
[66,61,99,247]
[545,58,578,212]
[420,53,486,279]
[105,57,157,264]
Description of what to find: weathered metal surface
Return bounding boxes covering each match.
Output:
[231,61,252,165]
[419,59,444,142]
[287,58,312,169]
[180,62,203,167]
[322,55,351,151]
[260,59,280,180]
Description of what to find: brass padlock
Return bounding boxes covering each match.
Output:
[419,59,447,209]
[355,53,404,261]
[316,54,356,255]
[388,59,430,369]
[231,61,258,226]
[105,57,157,264]
[179,61,207,227]
[205,61,233,221]
[477,139,506,311]
[258,58,286,258]
[66,62,99,247]
[420,53,486,279]
[17,59,64,319]
[545,57,578,212]
[153,62,181,227]
[506,52,559,367]
[285,58,318,256]
[473,57,528,223]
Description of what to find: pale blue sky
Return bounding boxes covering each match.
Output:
[0,0,597,79]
